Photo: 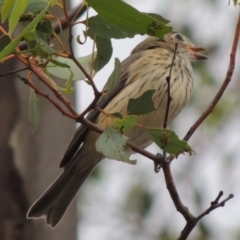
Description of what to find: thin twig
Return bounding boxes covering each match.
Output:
[18,2,87,51]
[78,117,158,161]
[18,75,77,119]
[63,1,101,98]
[163,43,178,128]
[162,161,195,221]
[0,67,28,76]
[28,60,77,115]
[196,192,234,221]
[154,43,178,172]
[178,192,234,240]
[168,11,240,163]
[183,13,240,142]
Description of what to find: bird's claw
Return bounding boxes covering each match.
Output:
[154,153,168,173]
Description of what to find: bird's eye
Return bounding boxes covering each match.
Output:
[175,34,184,41]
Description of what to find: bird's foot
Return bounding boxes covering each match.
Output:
[154,153,168,173]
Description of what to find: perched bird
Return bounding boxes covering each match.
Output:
[27,32,207,227]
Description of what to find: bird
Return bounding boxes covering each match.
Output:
[27,32,207,227]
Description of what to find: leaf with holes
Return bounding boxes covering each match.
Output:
[113,115,138,133]
[96,127,136,165]
[147,128,194,155]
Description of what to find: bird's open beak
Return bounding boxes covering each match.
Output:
[188,47,208,60]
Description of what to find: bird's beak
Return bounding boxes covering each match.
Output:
[188,47,208,60]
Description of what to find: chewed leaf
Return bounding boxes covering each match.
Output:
[96,127,136,165]
[127,89,156,115]
[147,128,194,155]
[113,115,138,133]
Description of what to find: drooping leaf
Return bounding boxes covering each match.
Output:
[36,19,53,42]
[0,2,50,61]
[113,115,138,133]
[96,127,136,165]
[9,0,30,35]
[127,89,156,115]
[46,53,96,81]
[1,0,15,22]
[90,33,113,72]
[28,88,39,132]
[106,58,121,95]
[147,128,194,155]
[0,0,49,16]
[85,0,172,38]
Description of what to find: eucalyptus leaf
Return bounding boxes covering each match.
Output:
[86,0,172,38]
[9,0,30,35]
[96,127,136,165]
[0,2,50,61]
[46,53,96,81]
[113,115,138,133]
[147,128,194,155]
[87,14,136,39]
[127,89,156,115]
[106,58,121,95]
[28,88,39,132]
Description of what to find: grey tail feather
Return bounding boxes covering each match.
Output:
[27,159,94,228]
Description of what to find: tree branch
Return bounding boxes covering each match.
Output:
[18,2,87,51]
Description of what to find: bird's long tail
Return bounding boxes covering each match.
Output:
[27,157,94,228]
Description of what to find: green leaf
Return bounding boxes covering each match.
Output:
[28,88,39,132]
[86,0,172,38]
[0,35,11,51]
[26,0,49,13]
[96,127,136,165]
[46,53,96,81]
[147,128,194,155]
[0,2,50,61]
[9,0,30,35]
[111,112,123,119]
[106,58,121,95]
[59,71,75,95]
[0,0,49,15]
[87,14,136,39]
[127,89,156,115]
[92,34,113,72]
[146,13,170,24]
[37,38,55,56]
[36,19,53,42]
[1,0,15,22]
[34,39,55,57]
[113,115,138,133]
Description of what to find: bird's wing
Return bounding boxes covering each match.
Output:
[59,36,165,168]
[60,51,144,168]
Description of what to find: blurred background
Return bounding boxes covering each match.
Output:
[71,1,240,240]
